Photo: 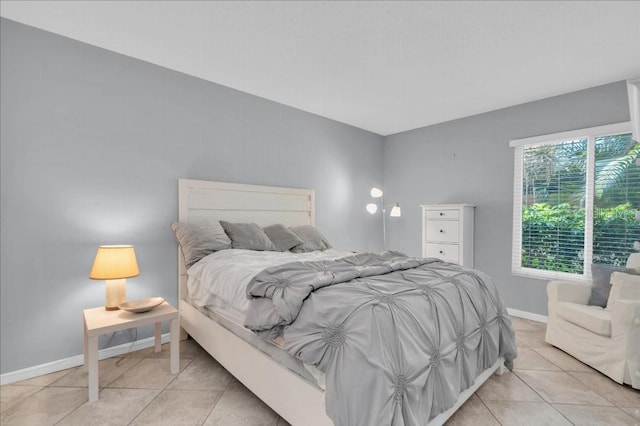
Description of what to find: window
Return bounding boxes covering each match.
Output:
[511,122,640,280]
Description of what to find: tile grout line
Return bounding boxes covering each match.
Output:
[40,366,87,426]
[51,355,140,426]
[198,373,243,424]
[199,377,240,425]
[474,392,504,425]
[198,387,225,426]
[126,349,197,426]
[552,402,639,424]
[103,356,143,388]
[510,369,558,405]
[126,389,163,426]
[126,379,177,424]
[514,368,625,408]
[0,386,48,418]
[488,337,581,426]
[51,388,87,426]
[507,359,552,403]
[512,334,630,425]
[546,400,577,425]
[566,370,640,410]
[528,346,566,371]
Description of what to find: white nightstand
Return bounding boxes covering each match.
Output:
[82,301,179,401]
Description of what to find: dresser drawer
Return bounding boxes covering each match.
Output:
[425,209,460,220]
[425,220,460,243]
[424,243,460,263]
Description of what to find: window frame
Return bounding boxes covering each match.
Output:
[510,121,632,281]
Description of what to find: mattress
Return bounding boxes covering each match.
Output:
[185,249,351,389]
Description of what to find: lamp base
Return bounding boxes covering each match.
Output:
[105,278,126,311]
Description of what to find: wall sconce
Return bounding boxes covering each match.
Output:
[89,245,139,310]
[366,187,401,249]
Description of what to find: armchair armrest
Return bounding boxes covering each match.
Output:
[610,299,640,333]
[608,272,640,304]
[547,280,592,305]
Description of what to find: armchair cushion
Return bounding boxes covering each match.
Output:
[556,302,611,336]
[588,264,625,308]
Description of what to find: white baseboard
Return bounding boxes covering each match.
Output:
[507,307,548,324]
[0,333,170,386]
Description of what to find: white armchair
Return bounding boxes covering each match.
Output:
[545,271,640,389]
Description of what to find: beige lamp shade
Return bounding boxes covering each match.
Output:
[89,245,139,280]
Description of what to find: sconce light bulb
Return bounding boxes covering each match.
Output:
[370,187,384,198]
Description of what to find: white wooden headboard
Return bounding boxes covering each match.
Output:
[177,179,315,301]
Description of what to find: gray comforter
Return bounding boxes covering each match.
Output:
[245,251,517,426]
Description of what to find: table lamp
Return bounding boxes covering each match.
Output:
[89,245,139,310]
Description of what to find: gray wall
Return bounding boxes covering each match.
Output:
[384,81,631,315]
[2,17,632,375]
[0,19,384,374]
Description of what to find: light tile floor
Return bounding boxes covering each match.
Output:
[1,317,638,425]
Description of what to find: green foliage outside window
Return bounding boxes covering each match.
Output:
[521,133,639,274]
[522,203,640,273]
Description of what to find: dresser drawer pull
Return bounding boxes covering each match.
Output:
[439,212,444,216]
[439,250,444,254]
[439,229,444,233]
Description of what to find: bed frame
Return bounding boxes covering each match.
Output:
[177,178,505,426]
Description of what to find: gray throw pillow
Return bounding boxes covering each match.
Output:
[171,221,232,268]
[588,264,638,308]
[220,221,277,251]
[263,224,303,252]
[289,225,332,253]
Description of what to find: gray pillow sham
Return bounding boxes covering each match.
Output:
[171,221,232,268]
[220,221,277,251]
[289,225,332,253]
[263,224,303,252]
[588,264,639,308]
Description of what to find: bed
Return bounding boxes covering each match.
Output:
[176,179,516,426]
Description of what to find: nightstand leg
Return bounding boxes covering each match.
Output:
[169,317,179,374]
[154,322,162,352]
[87,335,99,402]
[83,318,88,366]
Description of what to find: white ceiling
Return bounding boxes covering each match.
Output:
[2,1,640,136]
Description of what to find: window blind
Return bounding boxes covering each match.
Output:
[511,122,638,280]
[593,133,640,266]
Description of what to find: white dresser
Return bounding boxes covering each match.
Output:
[421,204,475,267]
